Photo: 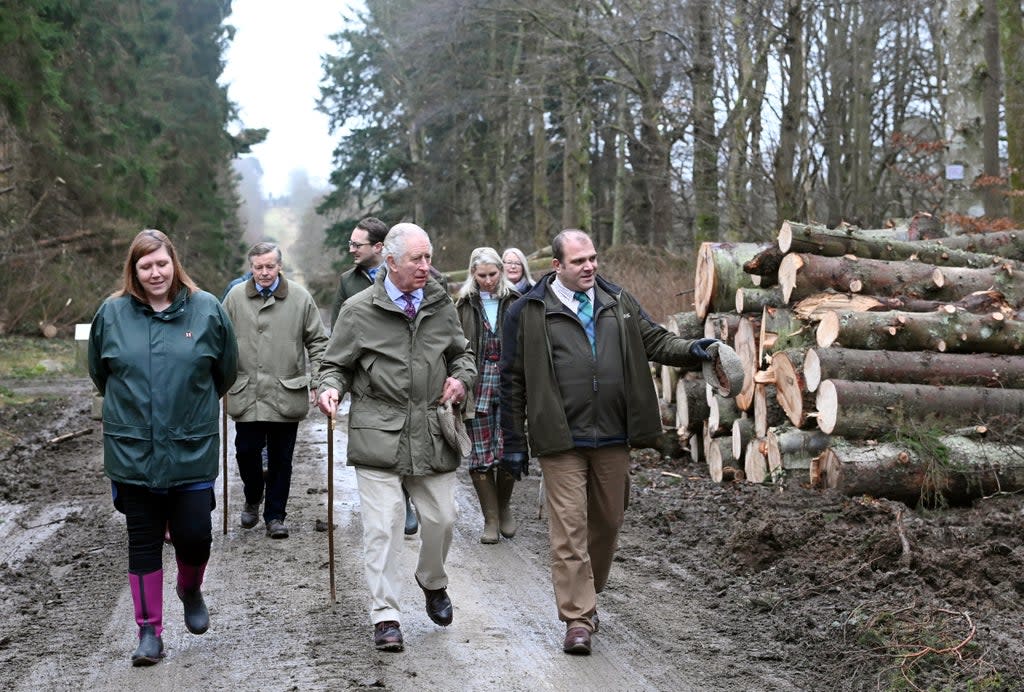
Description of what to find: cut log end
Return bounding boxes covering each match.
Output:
[815,380,838,434]
[816,311,840,347]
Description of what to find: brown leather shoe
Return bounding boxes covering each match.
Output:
[415,575,453,626]
[373,621,404,652]
[563,626,592,655]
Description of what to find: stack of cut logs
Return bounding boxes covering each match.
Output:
[659,217,1024,505]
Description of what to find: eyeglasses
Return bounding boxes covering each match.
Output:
[503,260,523,266]
[348,241,373,249]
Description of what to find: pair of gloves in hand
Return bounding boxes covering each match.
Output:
[689,337,721,361]
[500,452,529,480]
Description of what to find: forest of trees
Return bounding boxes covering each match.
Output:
[0,0,263,333]
[316,0,1024,260]
[3,1,1024,334]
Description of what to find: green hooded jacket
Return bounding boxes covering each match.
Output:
[88,288,238,488]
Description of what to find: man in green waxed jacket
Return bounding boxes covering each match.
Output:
[316,222,476,653]
[223,241,328,539]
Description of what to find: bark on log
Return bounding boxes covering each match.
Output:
[778,253,1023,306]
[759,306,808,365]
[708,391,741,435]
[742,245,787,278]
[666,311,705,338]
[707,436,742,483]
[704,312,742,342]
[753,383,786,438]
[732,416,754,460]
[733,316,759,410]
[744,438,768,483]
[933,229,1024,260]
[804,347,1024,393]
[815,379,1024,438]
[658,398,676,429]
[815,436,1024,505]
[675,378,710,436]
[793,289,1011,320]
[816,308,1024,354]
[777,219,947,255]
[778,220,1021,270]
[770,349,816,428]
[694,242,770,319]
[735,286,786,314]
[765,428,830,481]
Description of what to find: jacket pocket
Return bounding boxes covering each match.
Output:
[276,375,310,419]
[425,411,460,473]
[347,402,405,468]
[168,420,219,474]
[102,421,153,484]
[226,374,253,418]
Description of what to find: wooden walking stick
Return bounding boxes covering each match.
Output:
[222,397,228,535]
[327,414,336,603]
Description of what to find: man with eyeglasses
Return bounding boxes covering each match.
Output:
[330,217,389,329]
[329,216,420,535]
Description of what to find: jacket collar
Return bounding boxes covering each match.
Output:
[528,272,621,307]
[245,275,290,299]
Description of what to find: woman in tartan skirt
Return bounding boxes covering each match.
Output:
[455,247,521,543]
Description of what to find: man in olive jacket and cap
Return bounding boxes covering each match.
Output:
[224,241,328,539]
[317,222,476,653]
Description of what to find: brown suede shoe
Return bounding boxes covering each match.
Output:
[373,621,404,652]
[563,626,592,655]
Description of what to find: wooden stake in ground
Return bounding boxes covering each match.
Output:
[222,398,228,536]
[328,415,336,603]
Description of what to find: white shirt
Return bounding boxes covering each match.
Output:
[551,277,593,315]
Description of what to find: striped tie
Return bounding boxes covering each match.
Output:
[574,291,596,354]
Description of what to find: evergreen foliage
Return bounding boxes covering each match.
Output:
[0,0,265,333]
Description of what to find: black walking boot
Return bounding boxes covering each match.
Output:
[131,624,165,666]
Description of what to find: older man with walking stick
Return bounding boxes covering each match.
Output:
[316,222,476,652]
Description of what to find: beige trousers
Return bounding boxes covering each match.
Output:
[354,467,457,625]
[539,445,630,632]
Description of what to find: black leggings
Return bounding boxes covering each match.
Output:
[114,482,215,574]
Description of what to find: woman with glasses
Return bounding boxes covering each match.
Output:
[502,248,534,293]
[455,247,521,543]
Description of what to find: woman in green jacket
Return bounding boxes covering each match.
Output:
[455,247,521,544]
[88,230,237,666]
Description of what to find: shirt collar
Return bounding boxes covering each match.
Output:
[552,277,592,304]
[384,276,423,303]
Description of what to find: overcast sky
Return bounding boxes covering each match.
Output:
[220,2,358,198]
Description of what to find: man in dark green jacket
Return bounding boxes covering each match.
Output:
[500,229,717,656]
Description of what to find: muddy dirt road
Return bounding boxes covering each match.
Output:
[1,377,1022,691]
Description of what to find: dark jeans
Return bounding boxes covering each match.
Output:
[235,420,299,522]
[114,482,214,574]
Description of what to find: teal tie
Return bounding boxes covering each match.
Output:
[574,291,596,354]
